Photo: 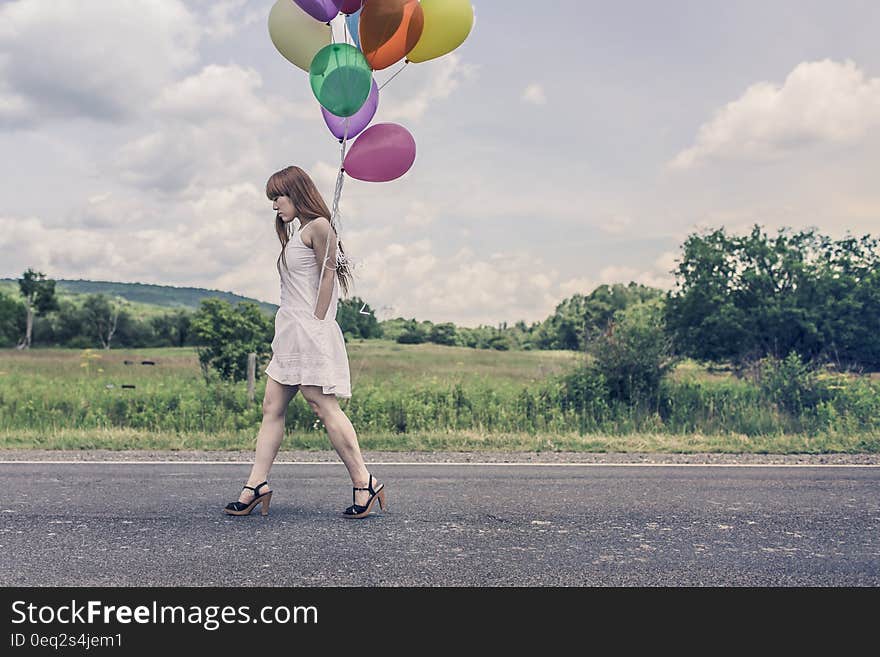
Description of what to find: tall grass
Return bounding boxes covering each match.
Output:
[1,344,878,452]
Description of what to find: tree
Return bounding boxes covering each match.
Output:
[591,298,678,407]
[111,308,156,348]
[536,283,664,351]
[666,224,880,370]
[537,294,586,350]
[396,319,427,344]
[487,331,512,351]
[665,227,750,363]
[428,322,457,346]
[190,298,273,382]
[582,283,664,348]
[0,291,27,348]
[811,235,880,370]
[16,268,59,349]
[150,309,193,347]
[49,298,90,347]
[81,294,125,350]
[455,326,481,348]
[336,297,382,339]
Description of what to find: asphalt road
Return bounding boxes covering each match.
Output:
[1,462,878,586]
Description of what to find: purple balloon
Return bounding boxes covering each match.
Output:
[293,0,343,23]
[343,123,416,183]
[322,78,378,140]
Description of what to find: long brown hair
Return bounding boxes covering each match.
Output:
[265,166,352,296]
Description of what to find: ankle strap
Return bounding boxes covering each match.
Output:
[243,481,268,494]
[352,474,374,494]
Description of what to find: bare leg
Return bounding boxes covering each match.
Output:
[300,385,379,507]
[237,377,298,504]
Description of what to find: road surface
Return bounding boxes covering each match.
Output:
[1,460,877,586]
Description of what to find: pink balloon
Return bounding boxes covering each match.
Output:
[343,123,416,182]
[340,0,363,14]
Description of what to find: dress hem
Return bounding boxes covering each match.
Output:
[264,367,352,398]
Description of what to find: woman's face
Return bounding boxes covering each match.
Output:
[272,194,297,224]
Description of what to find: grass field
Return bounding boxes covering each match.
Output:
[1,342,878,453]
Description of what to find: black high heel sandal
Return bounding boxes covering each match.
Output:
[224,481,272,516]
[343,473,386,519]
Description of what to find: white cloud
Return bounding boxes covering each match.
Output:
[654,251,679,277]
[177,182,272,275]
[0,215,45,273]
[305,159,366,229]
[522,83,547,105]
[1,182,284,294]
[691,208,799,237]
[114,64,311,196]
[671,59,880,169]
[1,214,128,277]
[0,0,200,127]
[189,0,265,41]
[348,239,583,326]
[69,193,153,230]
[310,160,345,195]
[382,54,478,122]
[598,264,675,291]
[600,214,634,235]
[403,201,436,228]
[558,276,598,299]
[562,252,682,295]
[152,65,278,125]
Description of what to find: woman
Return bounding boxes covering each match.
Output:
[224,165,385,519]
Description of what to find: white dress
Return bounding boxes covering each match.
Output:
[264,221,352,398]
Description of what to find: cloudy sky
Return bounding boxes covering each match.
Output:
[2,1,879,327]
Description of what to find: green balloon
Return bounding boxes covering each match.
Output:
[310,44,373,118]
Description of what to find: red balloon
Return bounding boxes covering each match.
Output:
[340,0,362,14]
[359,0,424,70]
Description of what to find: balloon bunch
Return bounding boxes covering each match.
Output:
[266,1,473,380]
[268,0,475,185]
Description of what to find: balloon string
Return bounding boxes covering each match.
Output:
[379,61,409,91]
[317,19,361,394]
[336,122,369,404]
[318,17,360,396]
[331,118,349,227]
[314,117,349,318]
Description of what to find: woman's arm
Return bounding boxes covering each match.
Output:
[309,217,338,321]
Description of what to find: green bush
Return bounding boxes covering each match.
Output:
[190,299,273,382]
[755,351,830,414]
[591,299,678,406]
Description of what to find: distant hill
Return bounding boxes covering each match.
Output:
[0,278,278,316]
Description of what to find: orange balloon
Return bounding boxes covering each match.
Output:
[359,0,424,71]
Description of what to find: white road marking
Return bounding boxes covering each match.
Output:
[0,460,877,467]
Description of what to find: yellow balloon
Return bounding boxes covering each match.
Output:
[406,0,474,64]
[268,0,332,73]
